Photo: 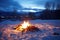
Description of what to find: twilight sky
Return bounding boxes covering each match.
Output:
[0,0,60,11]
[16,0,54,9]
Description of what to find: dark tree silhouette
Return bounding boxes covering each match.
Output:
[28,12,36,20]
[52,2,55,10]
[56,3,60,10]
[45,2,51,10]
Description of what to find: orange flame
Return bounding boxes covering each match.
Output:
[16,21,30,31]
[21,21,30,29]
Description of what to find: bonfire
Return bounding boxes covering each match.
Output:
[14,21,40,32]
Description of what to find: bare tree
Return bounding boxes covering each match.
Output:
[45,2,51,10]
[56,3,60,10]
[52,2,55,10]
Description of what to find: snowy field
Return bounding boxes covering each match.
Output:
[0,20,60,40]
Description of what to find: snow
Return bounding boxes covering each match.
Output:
[0,20,60,27]
[0,20,60,40]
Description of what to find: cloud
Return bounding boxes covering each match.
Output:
[0,0,59,11]
[0,0,22,11]
[16,0,56,9]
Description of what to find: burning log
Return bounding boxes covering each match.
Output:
[13,21,40,32]
[26,26,40,32]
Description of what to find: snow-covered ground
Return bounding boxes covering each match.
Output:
[0,20,60,40]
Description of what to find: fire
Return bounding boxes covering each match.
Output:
[16,21,30,31]
[14,21,40,32]
[21,21,30,29]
